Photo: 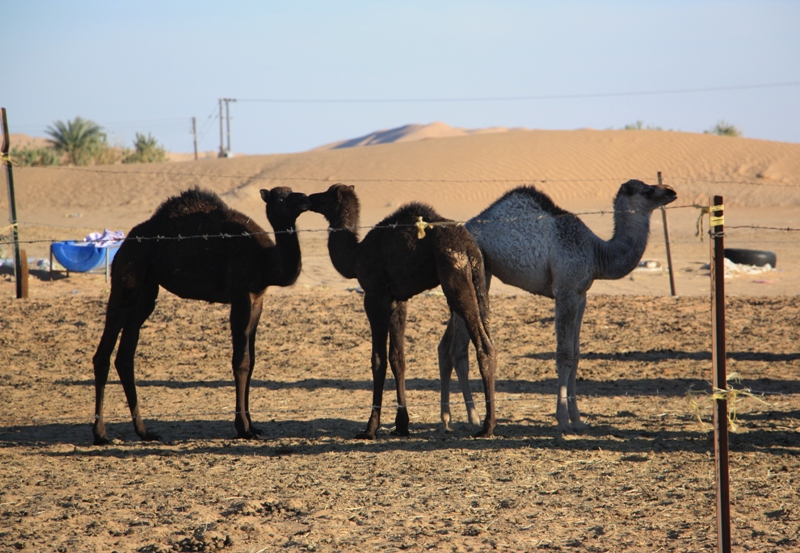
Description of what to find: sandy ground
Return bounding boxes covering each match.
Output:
[0,287,798,552]
[1,128,799,552]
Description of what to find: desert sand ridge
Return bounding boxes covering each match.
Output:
[7,129,800,224]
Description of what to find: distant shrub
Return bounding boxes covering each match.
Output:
[10,145,61,167]
[705,121,742,137]
[122,133,167,164]
[623,120,663,131]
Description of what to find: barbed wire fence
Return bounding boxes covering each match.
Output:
[2,170,799,251]
[1,170,798,434]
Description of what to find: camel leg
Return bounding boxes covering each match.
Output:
[244,294,264,436]
[438,313,480,430]
[388,300,410,436]
[359,292,393,440]
[113,279,160,442]
[567,295,588,429]
[92,287,129,445]
[437,318,456,431]
[553,291,587,433]
[230,293,261,439]
[439,273,496,438]
[438,270,493,430]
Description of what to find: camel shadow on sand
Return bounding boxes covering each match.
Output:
[4,407,798,458]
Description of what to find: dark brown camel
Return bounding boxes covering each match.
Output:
[308,183,497,439]
[92,186,310,445]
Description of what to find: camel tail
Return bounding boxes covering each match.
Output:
[469,250,491,332]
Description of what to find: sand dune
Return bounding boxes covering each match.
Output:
[314,121,521,149]
[3,128,799,297]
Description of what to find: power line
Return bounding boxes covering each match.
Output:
[235,81,800,104]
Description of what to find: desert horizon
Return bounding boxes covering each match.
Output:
[3,124,798,299]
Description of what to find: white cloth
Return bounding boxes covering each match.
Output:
[83,229,125,247]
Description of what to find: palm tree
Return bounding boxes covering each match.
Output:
[45,117,106,165]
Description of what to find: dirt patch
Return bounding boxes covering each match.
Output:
[1,287,798,552]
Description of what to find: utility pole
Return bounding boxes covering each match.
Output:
[217,98,237,158]
[218,99,224,157]
[192,116,198,161]
[225,99,232,154]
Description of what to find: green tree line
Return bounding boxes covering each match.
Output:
[11,117,168,166]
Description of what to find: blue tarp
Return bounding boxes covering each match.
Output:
[51,241,120,272]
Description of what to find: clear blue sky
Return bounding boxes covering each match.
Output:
[3,1,799,154]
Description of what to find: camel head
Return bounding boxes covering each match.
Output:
[307,183,360,227]
[259,187,311,227]
[614,179,677,214]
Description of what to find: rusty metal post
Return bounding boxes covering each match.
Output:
[658,172,676,296]
[710,195,731,553]
[1,107,28,299]
[18,249,29,298]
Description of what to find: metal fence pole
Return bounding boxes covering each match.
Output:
[658,171,676,296]
[710,195,731,553]
[1,107,27,299]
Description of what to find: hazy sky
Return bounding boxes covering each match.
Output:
[4,1,799,154]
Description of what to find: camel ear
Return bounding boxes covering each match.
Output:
[335,184,354,200]
[260,189,269,202]
[620,180,638,195]
[336,184,353,201]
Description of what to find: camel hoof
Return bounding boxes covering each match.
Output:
[249,425,264,436]
[558,423,589,435]
[390,428,410,437]
[93,435,110,446]
[141,432,161,442]
[355,431,378,440]
[473,429,494,439]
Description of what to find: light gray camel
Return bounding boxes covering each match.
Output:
[439,179,677,432]
[308,183,497,439]
[92,187,310,444]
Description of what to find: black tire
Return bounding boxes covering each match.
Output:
[723,248,777,268]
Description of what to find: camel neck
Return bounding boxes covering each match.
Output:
[327,226,359,280]
[594,207,653,280]
[271,224,303,286]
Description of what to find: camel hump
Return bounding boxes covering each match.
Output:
[152,187,230,220]
[490,185,571,218]
[379,201,447,227]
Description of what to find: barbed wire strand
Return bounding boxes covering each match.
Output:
[2,202,798,251]
[235,81,800,103]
